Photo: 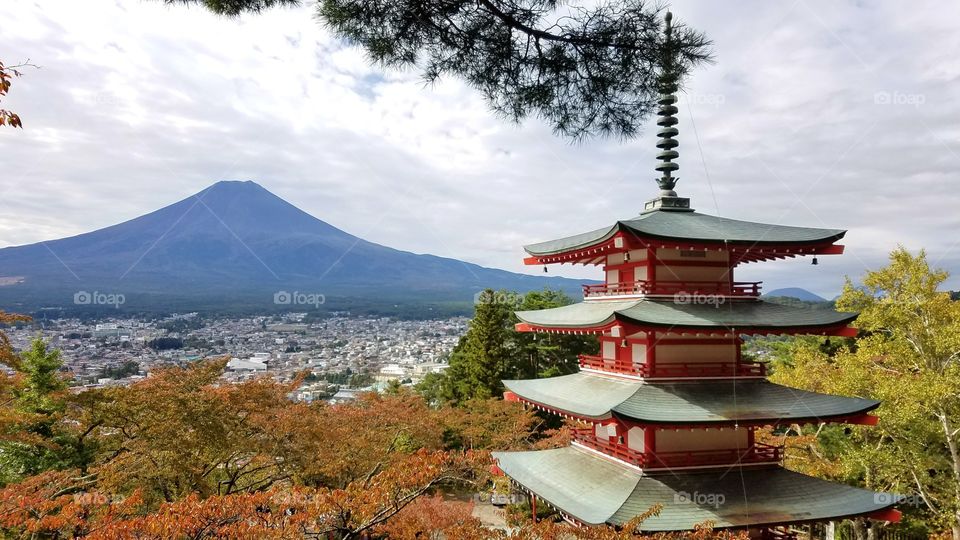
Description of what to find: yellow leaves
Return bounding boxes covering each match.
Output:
[774,247,960,533]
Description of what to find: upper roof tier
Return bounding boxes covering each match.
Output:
[514,299,857,335]
[503,372,879,425]
[523,208,846,265]
[493,446,900,529]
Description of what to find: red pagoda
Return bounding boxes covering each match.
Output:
[492,14,901,537]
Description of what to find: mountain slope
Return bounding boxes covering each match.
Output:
[0,181,585,312]
[763,287,828,303]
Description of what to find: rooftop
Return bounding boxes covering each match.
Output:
[524,210,846,257]
[503,372,879,424]
[494,446,899,530]
[515,299,857,333]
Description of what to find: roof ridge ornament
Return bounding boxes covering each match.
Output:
[644,11,693,214]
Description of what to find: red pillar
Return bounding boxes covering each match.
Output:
[646,331,657,376]
[644,427,656,454]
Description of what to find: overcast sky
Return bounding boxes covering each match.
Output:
[2,0,959,298]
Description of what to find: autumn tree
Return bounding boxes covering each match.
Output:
[773,248,960,538]
[0,60,27,128]
[162,0,711,140]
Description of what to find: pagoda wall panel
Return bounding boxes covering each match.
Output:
[607,250,648,266]
[656,427,749,452]
[655,264,730,282]
[657,248,729,262]
[655,343,736,364]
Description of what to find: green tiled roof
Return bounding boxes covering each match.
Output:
[503,373,879,424]
[494,446,899,530]
[515,299,857,331]
[524,210,846,256]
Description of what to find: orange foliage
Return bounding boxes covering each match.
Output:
[0,61,26,128]
[373,494,480,539]
[0,347,741,539]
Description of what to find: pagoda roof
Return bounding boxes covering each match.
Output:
[493,446,899,530]
[515,299,857,333]
[503,372,879,424]
[524,210,846,257]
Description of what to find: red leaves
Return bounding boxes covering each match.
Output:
[0,60,26,129]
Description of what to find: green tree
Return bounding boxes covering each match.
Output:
[444,290,517,401]
[0,337,83,484]
[425,288,596,403]
[773,248,960,538]
[514,289,596,378]
[162,0,711,140]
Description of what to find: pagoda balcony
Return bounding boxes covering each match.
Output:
[578,354,767,378]
[582,280,761,299]
[572,428,783,469]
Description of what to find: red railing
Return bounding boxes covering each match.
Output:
[578,355,766,378]
[578,354,636,374]
[641,361,766,378]
[649,443,782,468]
[582,280,761,298]
[572,428,647,467]
[572,428,782,469]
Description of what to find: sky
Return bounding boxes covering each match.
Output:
[2,0,960,299]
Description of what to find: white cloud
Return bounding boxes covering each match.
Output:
[1,0,960,299]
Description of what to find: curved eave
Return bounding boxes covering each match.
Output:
[611,379,881,425]
[524,224,620,258]
[516,300,858,336]
[503,373,637,420]
[494,446,900,531]
[522,211,847,260]
[619,220,847,248]
[502,373,880,426]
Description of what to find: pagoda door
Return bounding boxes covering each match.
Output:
[602,340,617,369]
[606,268,619,293]
[631,343,645,371]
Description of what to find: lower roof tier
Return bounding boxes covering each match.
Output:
[493,446,899,530]
[503,372,879,424]
[514,299,857,334]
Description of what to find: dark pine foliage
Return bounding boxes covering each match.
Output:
[165,0,712,140]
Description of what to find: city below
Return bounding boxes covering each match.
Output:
[6,313,467,402]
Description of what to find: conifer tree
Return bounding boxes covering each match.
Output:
[162,0,712,140]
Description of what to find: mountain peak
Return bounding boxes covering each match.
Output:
[0,181,584,312]
[208,179,265,190]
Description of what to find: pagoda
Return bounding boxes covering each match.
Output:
[492,13,901,537]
